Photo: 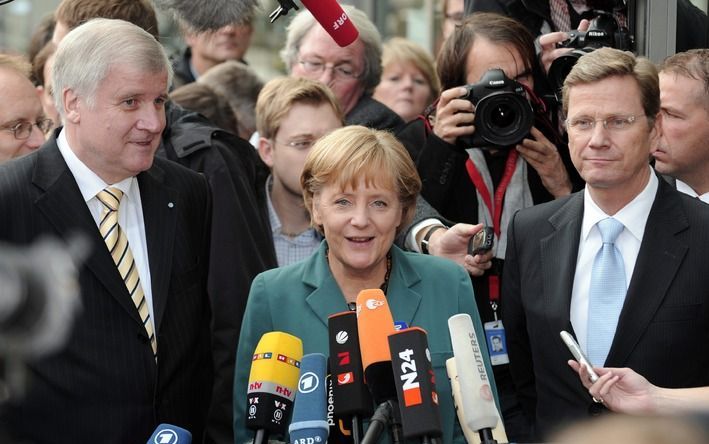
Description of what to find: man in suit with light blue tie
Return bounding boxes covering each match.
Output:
[0,19,213,443]
[501,47,709,442]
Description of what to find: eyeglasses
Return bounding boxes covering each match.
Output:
[297,60,360,81]
[1,118,54,140]
[274,138,317,150]
[566,114,645,132]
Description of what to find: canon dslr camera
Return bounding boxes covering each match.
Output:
[548,11,633,94]
[457,68,534,149]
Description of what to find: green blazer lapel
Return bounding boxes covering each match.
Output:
[385,246,423,328]
[303,242,351,328]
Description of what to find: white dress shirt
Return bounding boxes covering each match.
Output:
[570,169,658,353]
[57,129,155,322]
[676,179,709,204]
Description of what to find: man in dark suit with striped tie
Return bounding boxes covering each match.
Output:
[0,19,213,443]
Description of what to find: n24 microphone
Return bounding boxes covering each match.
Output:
[289,353,329,444]
[300,0,359,47]
[246,331,304,444]
[388,327,442,441]
[146,424,191,444]
[448,314,499,444]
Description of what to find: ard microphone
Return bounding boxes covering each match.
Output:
[388,327,442,441]
[246,331,304,444]
[448,314,498,443]
[290,353,329,444]
[146,424,192,444]
[299,0,360,47]
[152,0,258,32]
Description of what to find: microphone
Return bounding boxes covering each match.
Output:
[151,0,258,32]
[146,423,192,444]
[246,331,304,444]
[448,314,499,444]
[356,289,402,444]
[299,0,359,47]
[289,353,329,444]
[388,327,442,441]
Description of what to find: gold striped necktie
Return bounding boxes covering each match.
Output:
[97,187,157,359]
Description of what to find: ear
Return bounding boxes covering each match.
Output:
[63,88,81,124]
[649,111,663,147]
[258,137,275,168]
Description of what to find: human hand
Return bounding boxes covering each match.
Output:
[568,361,659,415]
[538,19,591,74]
[432,86,476,145]
[516,126,571,198]
[426,223,493,276]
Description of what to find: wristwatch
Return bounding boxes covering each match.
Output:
[420,225,446,255]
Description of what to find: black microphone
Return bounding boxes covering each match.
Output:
[146,423,192,443]
[388,327,442,442]
[328,311,373,444]
[151,0,258,32]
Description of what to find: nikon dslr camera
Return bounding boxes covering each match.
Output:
[457,68,534,149]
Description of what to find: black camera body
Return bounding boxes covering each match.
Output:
[458,68,534,149]
[548,12,633,93]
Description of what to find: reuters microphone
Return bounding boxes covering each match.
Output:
[388,327,442,442]
[246,331,304,444]
[290,353,329,444]
[146,424,191,444]
[448,314,499,444]
[300,0,359,47]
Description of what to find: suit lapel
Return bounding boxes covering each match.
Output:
[540,193,584,336]
[33,141,143,325]
[137,163,177,332]
[606,179,688,366]
[385,246,422,327]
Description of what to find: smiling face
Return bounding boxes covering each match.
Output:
[566,75,660,205]
[63,64,168,183]
[374,61,433,122]
[311,176,403,280]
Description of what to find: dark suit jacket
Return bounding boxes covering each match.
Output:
[0,138,214,444]
[501,176,709,440]
[233,242,497,444]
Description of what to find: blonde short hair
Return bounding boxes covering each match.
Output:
[301,126,421,235]
[382,37,441,103]
[0,54,32,79]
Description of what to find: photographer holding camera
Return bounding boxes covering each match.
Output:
[416,12,582,442]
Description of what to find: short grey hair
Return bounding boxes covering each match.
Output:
[280,5,382,93]
[52,18,172,116]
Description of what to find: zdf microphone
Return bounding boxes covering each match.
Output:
[246,331,304,444]
[289,353,329,444]
[146,423,191,444]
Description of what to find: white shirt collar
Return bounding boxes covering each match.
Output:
[676,179,709,204]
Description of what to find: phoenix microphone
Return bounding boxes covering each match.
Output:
[246,331,304,444]
[289,353,329,444]
[146,423,192,444]
[356,289,402,444]
[151,0,258,32]
[328,311,372,444]
[448,314,499,444]
[388,327,442,442]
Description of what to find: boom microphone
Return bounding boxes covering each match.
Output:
[448,314,499,443]
[290,353,329,444]
[151,0,259,32]
[299,0,359,47]
[146,423,192,444]
[388,327,442,441]
[246,331,304,444]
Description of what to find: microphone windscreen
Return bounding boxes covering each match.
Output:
[151,0,258,32]
[246,331,304,436]
[299,0,359,47]
[289,353,329,444]
[328,311,373,417]
[388,327,442,439]
[146,423,192,444]
[448,314,499,432]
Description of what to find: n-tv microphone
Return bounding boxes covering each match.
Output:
[388,327,442,443]
[269,0,359,47]
[328,311,373,444]
[246,331,304,444]
[146,424,191,443]
[290,353,329,444]
[448,314,499,444]
[356,289,403,444]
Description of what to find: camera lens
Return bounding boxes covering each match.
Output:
[490,103,516,129]
[474,92,534,147]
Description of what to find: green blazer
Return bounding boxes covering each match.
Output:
[233,241,497,444]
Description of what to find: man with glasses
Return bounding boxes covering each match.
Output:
[0,54,52,163]
[281,5,404,133]
[501,47,709,441]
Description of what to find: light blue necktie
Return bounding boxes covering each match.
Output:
[587,217,627,367]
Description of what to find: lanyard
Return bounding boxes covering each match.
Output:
[464,149,518,305]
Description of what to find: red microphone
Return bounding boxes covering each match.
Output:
[300,0,359,47]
